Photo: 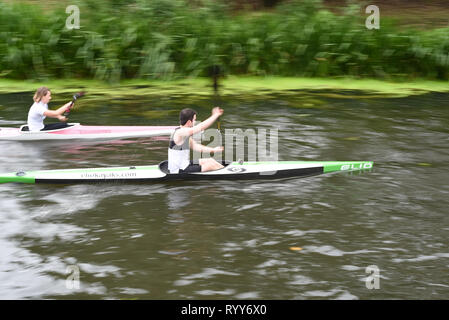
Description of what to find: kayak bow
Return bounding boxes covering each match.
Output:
[0,160,373,184]
[0,123,176,141]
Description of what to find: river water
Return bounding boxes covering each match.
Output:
[0,89,448,299]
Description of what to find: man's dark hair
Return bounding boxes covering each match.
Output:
[179,108,197,125]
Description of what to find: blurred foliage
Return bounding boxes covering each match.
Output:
[0,0,448,82]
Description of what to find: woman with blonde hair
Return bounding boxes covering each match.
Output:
[27,87,73,131]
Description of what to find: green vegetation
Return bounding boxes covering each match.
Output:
[0,0,449,83]
[1,77,448,99]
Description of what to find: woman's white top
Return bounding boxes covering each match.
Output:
[27,101,48,131]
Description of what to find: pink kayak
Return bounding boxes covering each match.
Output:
[0,123,176,141]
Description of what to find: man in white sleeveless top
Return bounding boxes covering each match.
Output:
[168,107,224,174]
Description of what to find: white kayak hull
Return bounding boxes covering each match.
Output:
[0,123,176,141]
[0,161,374,184]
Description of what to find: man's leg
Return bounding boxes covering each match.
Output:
[199,158,224,172]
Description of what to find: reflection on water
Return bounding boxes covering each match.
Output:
[0,91,449,299]
[166,188,193,211]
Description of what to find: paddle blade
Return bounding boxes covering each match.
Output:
[65,92,86,117]
[73,91,86,101]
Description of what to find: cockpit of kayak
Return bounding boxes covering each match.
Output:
[19,123,75,132]
[158,160,232,175]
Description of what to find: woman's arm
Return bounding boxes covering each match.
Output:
[43,102,72,121]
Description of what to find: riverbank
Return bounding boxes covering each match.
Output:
[1,77,449,99]
[2,0,449,82]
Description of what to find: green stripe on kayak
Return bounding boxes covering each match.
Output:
[0,173,35,184]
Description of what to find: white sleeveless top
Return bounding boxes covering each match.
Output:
[168,127,190,173]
